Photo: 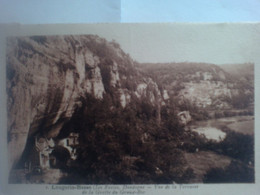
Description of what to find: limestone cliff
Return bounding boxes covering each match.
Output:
[6,35,163,169]
[141,62,254,110]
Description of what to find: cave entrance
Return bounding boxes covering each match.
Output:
[50,146,70,169]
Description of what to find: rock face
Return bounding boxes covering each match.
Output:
[141,62,254,110]
[178,81,232,108]
[6,35,163,169]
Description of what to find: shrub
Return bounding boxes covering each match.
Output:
[204,160,254,183]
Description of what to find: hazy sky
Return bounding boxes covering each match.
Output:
[5,23,260,66]
[1,1,260,65]
[114,23,260,65]
[50,23,259,65]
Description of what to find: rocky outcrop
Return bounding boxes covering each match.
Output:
[178,81,233,108]
[6,35,163,169]
[177,111,192,125]
[140,62,254,110]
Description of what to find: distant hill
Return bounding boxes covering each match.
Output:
[220,63,254,78]
[139,62,254,113]
[220,63,254,88]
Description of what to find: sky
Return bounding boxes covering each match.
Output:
[91,23,260,65]
[3,23,259,65]
[0,0,259,65]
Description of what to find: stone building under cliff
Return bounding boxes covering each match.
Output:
[57,132,79,160]
[28,137,55,170]
[26,133,79,171]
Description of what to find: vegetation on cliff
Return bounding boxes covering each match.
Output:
[58,93,194,184]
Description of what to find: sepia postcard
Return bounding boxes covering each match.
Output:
[0,23,259,195]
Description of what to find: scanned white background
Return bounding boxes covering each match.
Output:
[0,0,260,23]
[0,22,259,195]
[0,1,260,195]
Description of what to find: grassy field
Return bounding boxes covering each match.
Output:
[184,151,231,183]
[189,115,254,135]
[227,120,254,135]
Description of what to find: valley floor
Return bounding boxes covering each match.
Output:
[184,151,231,183]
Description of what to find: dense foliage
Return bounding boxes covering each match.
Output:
[59,94,194,184]
[205,131,254,164]
[203,160,254,183]
[179,129,254,183]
